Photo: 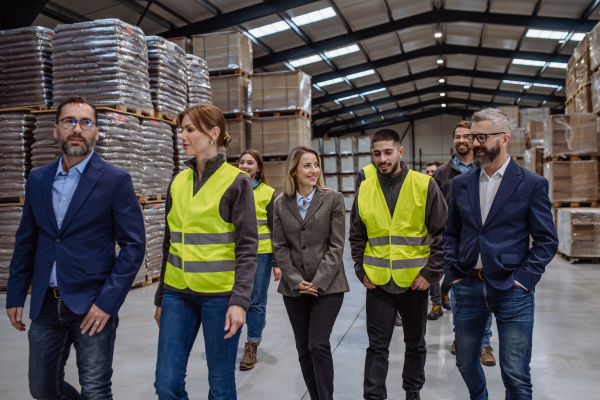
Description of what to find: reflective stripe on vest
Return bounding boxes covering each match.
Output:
[363,163,377,180]
[358,170,432,287]
[254,182,275,254]
[165,163,245,293]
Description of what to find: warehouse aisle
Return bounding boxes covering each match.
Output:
[1,219,599,400]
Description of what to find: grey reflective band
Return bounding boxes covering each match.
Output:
[171,232,183,244]
[368,236,432,247]
[257,220,268,226]
[368,237,389,247]
[184,260,236,273]
[167,253,182,269]
[392,258,429,270]
[363,255,390,269]
[184,231,235,245]
[258,233,272,240]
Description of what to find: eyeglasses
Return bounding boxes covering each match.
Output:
[59,118,96,131]
[467,132,505,143]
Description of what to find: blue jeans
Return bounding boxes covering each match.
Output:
[29,290,118,400]
[155,290,240,400]
[453,276,535,400]
[451,287,493,347]
[246,253,273,343]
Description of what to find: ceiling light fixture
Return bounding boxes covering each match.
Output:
[437,59,444,64]
[441,104,447,107]
[439,78,445,83]
[434,32,442,38]
[440,93,446,97]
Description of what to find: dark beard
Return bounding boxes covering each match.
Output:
[379,159,400,177]
[455,144,471,156]
[473,142,501,169]
[58,134,96,158]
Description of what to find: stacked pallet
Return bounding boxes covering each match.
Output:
[0,207,22,289]
[143,203,166,283]
[0,113,35,198]
[557,208,600,261]
[567,30,597,114]
[31,112,61,168]
[141,119,175,196]
[186,54,212,107]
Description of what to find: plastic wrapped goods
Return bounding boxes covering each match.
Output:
[590,25,600,72]
[526,118,548,149]
[519,107,550,128]
[325,175,339,191]
[497,106,519,128]
[507,128,526,157]
[566,56,576,100]
[146,36,187,119]
[339,136,356,155]
[51,19,153,114]
[322,156,339,175]
[357,136,371,153]
[591,70,600,114]
[557,208,600,258]
[96,111,143,192]
[311,138,323,154]
[251,116,311,157]
[168,37,192,54]
[343,193,355,211]
[322,137,339,155]
[574,34,592,90]
[31,112,61,168]
[543,114,600,157]
[566,98,576,115]
[358,154,372,170]
[223,119,250,159]
[141,119,175,194]
[575,86,593,113]
[0,113,35,196]
[339,155,356,174]
[0,206,23,288]
[0,26,54,108]
[340,174,355,192]
[186,54,212,107]
[173,127,191,172]
[252,71,312,114]
[192,31,253,75]
[263,161,286,194]
[143,202,166,279]
[524,148,543,176]
[210,75,252,116]
[544,161,599,203]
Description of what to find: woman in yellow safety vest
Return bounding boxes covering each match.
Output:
[237,149,281,371]
[153,105,258,400]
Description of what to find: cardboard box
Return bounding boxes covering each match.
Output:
[357,136,371,153]
[557,208,600,258]
[168,37,192,54]
[338,136,356,155]
[544,161,599,202]
[343,193,355,211]
[192,31,252,74]
[324,175,339,191]
[263,160,286,194]
[357,154,372,170]
[524,148,544,176]
[322,137,339,155]
[519,107,550,128]
[224,119,250,159]
[340,174,355,192]
[210,75,252,115]
[590,25,600,72]
[339,155,356,174]
[252,71,311,114]
[322,156,339,174]
[576,86,593,113]
[507,128,526,157]
[575,53,592,90]
[566,56,577,101]
[566,99,576,115]
[497,106,519,128]
[526,119,548,148]
[311,138,323,154]
[591,70,600,114]
[251,116,311,157]
[544,114,599,157]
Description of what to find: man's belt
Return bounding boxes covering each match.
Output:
[469,269,486,280]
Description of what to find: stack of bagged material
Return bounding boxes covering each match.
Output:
[0,26,54,108]
[186,54,212,107]
[51,19,153,114]
[173,127,189,171]
[0,113,35,196]
[96,111,144,192]
[0,207,22,288]
[31,112,61,168]
[146,36,187,119]
[557,208,600,258]
[141,119,175,194]
[143,203,165,279]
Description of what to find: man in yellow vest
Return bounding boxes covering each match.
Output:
[349,129,448,400]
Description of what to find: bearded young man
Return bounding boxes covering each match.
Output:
[6,96,146,400]
[350,129,448,400]
[443,108,558,400]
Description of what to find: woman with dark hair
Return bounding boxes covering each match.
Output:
[153,105,258,400]
[237,149,281,370]
[273,145,349,400]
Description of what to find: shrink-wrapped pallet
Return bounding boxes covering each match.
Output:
[526,118,548,148]
[497,106,519,128]
[325,175,339,191]
[507,128,526,157]
[519,107,550,128]
[0,113,35,196]
[263,161,286,194]
[357,154,372,170]
[252,71,311,114]
[524,148,543,176]
[173,126,189,173]
[339,136,356,155]
[322,137,339,155]
[590,70,600,114]
[141,119,175,194]
[574,34,592,90]
[143,203,166,279]
[251,116,311,157]
[557,208,600,258]
[224,119,250,159]
[544,161,599,202]
[0,26,54,108]
[590,24,600,72]
[357,136,371,153]
[186,54,212,107]
[566,99,576,115]
[192,31,253,75]
[340,174,355,192]
[168,37,192,54]
[0,206,22,288]
[322,156,339,174]
[31,112,61,168]
[311,138,323,154]
[343,193,355,211]
[566,56,576,101]
[543,114,599,157]
[575,86,593,113]
[51,19,153,114]
[210,75,251,115]
[339,155,356,173]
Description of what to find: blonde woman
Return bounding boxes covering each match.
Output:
[273,145,349,400]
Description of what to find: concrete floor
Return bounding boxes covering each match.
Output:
[2,222,600,399]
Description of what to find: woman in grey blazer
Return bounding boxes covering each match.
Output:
[273,145,349,400]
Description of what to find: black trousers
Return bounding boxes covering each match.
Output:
[283,292,344,400]
[364,286,429,399]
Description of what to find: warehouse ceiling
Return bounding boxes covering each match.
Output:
[4,0,600,136]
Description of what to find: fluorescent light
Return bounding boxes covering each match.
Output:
[437,59,444,64]
[571,33,586,41]
[441,104,446,107]
[346,69,375,80]
[324,44,360,59]
[526,29,568,40]
[523,85,530,89]
[336,94,359,102]
[533,83,560,88]
[317,77,344,87]
[434,32,442,38]
[248,20,290,38]
[289,54,322,67]
[292,7,336,26]
[548,62,568,69]
[362,88,386,96]
[512,59,546,67]
[439,78,445,83]
[440,93,446,97]
[503,80,531,86]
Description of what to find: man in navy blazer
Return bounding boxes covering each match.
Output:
[444,108,558,400]
[6,96,146,400]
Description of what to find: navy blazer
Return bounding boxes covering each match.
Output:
[6,152,146,319]
[443,159,558,291]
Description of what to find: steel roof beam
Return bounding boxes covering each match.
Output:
[1,0,50,29]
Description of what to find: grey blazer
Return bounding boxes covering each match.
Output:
[273,189,350,297]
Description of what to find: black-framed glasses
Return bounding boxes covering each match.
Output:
[467,132,505,143]
[59,118,96,131]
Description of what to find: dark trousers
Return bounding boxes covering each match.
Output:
[429,277,441,305]
[29,289,118,400]
[364,286,429,399]
[283,292,344,400]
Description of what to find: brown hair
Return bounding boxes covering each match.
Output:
[426,161,441,168]
[239,149,268,185]
[56,96,97,124]
[282,146,328,198]
[452,120,472,137]
[178,105,232,148]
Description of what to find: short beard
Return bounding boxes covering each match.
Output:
[455,144,471,156]
[473,142,501,169]
[378,159,400,177]
[58,133,96,158]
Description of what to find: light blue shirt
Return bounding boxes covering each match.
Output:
[296,188,316,220]
[453,154,473,174]
[49,151,95,288]
[252,179,260,189]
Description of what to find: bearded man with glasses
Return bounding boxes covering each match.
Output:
[6,96,146,400]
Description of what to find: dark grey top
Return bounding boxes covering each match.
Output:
[154,154,258,311]
[432,157,463,205]
[350,162,448,293]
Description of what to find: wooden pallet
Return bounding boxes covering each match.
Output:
[552,201,598,208]
[223,112,252,120]
[253,109,312,120]
[559,252,600,264]
[544,154,598,163]
[94,107,177,126]
[511,156,524,161]
[131,272,161,289]
[565,96,575,106]
[154,110,177,123]
[575,83,591,95]
[209,69,251,79]
[262,155,289,162]
[0,195,24,207]
[137,193,167,203]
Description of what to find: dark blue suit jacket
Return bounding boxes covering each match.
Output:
[7,152,146,319]
[443,159,558,291]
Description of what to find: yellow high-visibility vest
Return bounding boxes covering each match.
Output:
[358,170,432,287]
[254,182,275,254]
[165,163,245,293]
[363,163,377,180]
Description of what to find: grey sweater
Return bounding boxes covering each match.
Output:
[154,154,258,310]
[349,162,448,293]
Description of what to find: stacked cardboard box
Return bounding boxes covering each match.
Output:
[543,114,599,158]
[524,147,544,176]
[557,208,600,258]
[507,128,526,157]
[339,136,356,155]
[519,107,550,129]
[263,160,286,194]
[252,71,311,114]
[192,31,253,75]
[526,118,548,149]
[210,75,252,116]
[311,138,323,154]
[357,154,372,171]
[544,160,598,203]
[251,115,311,157]
[224,119,250,159]
[343,193,355,211]
[497,106,519,128]
[325,175,339,191]
[322,137,339,155]
[357,136,371,154]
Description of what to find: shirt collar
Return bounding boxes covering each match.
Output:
[296,187,316,204]
[252,179,261,189]
[55,150,94,177]
[453,154,472,168]
[480,154,511,179]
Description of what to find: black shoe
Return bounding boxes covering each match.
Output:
[442,293,451,310]
[406,392,420,400]
[427,304,443,320]
[396,314,402,326]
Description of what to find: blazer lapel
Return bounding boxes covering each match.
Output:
[466,170,483,228]
[286,194,304,224]
[42,160,60,233]
[302,190,324,226]
[483,159,522,228]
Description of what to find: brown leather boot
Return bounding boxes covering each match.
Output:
[240,342,258,371]
[451,340,456,355]
[480,346,496,366]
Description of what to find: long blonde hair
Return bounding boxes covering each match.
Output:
[282,146,329,198]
